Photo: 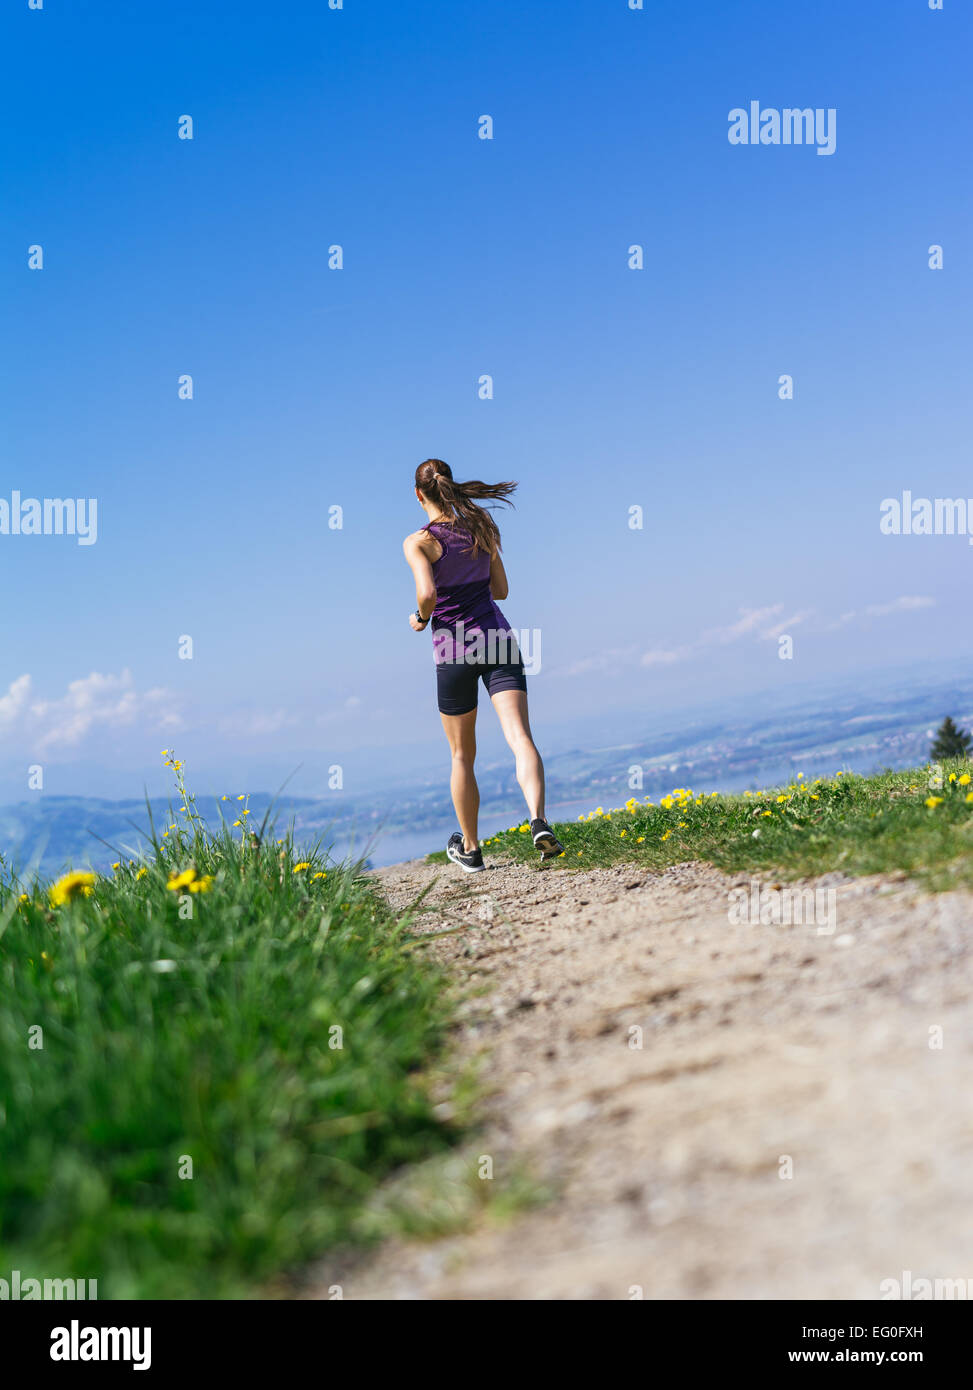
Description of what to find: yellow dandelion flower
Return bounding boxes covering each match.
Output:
[293,862,310,873]
[49,871,97,907]
[166,868,197,891]
[232,820,242,827]
[188,875,214,893]
[620,829,627,838]
[136,867,148,880]
[636,836,645,843]
[925,797,943,808]
[959,774,971,786]
[313,871,327,879]
[112,862,121,871]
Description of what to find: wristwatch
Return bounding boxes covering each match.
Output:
[414,609,429,627]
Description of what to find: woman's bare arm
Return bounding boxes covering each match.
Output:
[489,549,508,600]
[403,532,437,627]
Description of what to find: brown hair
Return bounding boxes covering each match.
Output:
[414,459,517,555]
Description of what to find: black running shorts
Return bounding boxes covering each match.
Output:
[436,656,527,716]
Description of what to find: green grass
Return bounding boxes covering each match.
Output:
[434,763,973,891]
[0,758,457,1298]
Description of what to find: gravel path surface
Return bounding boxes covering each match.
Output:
[305,853,973,1299]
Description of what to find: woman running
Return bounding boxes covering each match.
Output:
[403,459,564,872]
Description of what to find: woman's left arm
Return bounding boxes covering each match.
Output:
[489,549,509,601]
[403,533,437,630]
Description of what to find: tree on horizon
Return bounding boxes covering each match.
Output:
[930,715,973,761]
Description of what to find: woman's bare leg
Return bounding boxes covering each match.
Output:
[490,688,545,822]
[440,708,480,850]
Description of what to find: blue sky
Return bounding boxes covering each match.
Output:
[1,0,970,801]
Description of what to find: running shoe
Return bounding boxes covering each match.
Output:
[446,831,485,872]
[530,818,564,860]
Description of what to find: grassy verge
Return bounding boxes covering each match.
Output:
[0,755,456,1298]
[429,763,973,891]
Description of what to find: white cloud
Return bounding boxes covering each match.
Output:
[216,709,299,737]
[0,670,184,754]
[761,610,813,640]
[639,605,804,670]
[704,605,786,645]
[556,595,935,679]
[825,595,935,631]
[863,596,935,618]
[558,645,642,677]
[640,648,687,669]
[0,673,32,727]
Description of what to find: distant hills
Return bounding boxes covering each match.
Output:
[2,674,971,881]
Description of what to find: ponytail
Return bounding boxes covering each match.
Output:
[414,459,516,555]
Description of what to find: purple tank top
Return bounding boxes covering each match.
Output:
[426,523,514,665]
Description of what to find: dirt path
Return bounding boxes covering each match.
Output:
[305,855,973,1299]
